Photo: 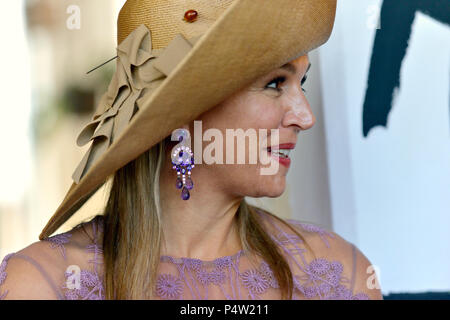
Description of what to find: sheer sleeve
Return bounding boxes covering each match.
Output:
[255,209,382,300]
[282,217,383,300]
[0,244,65,299]
[349,242,383,300]
[0,215,105,300]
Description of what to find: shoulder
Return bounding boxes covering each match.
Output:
[253,207,383,300]
[0,237,72,299]
[253,206,337,252]
[0,215,103,300]
[290,219,383,300]
[0,241,61,299]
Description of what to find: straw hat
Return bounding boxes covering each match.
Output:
[39,0,337,240]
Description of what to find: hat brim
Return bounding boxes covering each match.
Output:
[39,0,336,240]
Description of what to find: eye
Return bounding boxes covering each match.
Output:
[301,75,308,93]
[265,75,308,93]
[265,76,286,92]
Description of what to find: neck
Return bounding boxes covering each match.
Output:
[159,158,243,261]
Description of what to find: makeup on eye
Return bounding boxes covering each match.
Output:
[265,74,308,93]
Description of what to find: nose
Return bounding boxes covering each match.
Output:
[281,87,316,132]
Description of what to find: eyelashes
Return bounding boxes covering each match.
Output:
[265,75,308,93]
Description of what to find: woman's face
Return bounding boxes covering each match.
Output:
[185,54,315,199]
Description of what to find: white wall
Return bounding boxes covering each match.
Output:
[0,0,33,257]
[319,0,450,294]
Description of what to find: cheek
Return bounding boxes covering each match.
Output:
[197,93,288,197]
[202,95,281,132]
[200,97,282,167]
[237,96,282,131]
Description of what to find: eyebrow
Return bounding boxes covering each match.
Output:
[281,62,311,75]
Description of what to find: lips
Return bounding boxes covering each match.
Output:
[266,143,296,158]
[266,143,296,151]
[267,150,291,168]
[265,143,295,168]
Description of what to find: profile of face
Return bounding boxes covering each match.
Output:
[166,54,315,200]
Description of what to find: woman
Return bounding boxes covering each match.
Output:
[0,0,383,300]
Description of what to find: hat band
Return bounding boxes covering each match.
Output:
[72,24,203,184]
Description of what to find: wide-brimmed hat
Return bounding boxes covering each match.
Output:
[39,0,337,240]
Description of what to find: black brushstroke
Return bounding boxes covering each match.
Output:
[362,0,450,137]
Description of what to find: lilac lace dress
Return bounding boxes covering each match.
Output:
[0,210,373,300]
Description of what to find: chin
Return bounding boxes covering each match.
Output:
[264,186,286,198]
[256,178,286,198]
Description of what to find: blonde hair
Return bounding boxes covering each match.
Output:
[101,136,313,299]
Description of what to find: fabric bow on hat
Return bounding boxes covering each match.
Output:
[72,24,203,184]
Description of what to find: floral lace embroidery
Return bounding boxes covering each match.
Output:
[158,250,245,300]
[44,233,72,260]
[63,269,104,300]
[294,258,370,300]
[241,268,270,297]
[285,219,335,248]
[155,274,184,299]
[54,216,105,300]
[260,261,279,289]
[214,256,233,270]
[155,251,369,300]
[0,214,371,300]
[0,253,15,299]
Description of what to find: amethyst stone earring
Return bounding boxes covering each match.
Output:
[172,135,194,200]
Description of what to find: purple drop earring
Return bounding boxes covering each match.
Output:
[171,133,194,200]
